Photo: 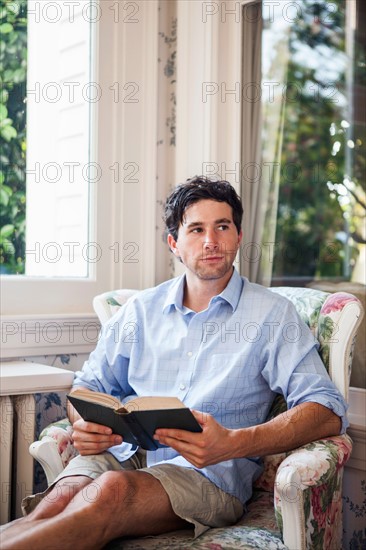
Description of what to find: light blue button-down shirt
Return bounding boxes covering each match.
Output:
[73,269,348,504]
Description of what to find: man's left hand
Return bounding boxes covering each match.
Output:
[154,410,238,468]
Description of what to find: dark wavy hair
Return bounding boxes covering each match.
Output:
[163,176,243,241]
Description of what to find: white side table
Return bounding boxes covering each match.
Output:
[0,362,74,521]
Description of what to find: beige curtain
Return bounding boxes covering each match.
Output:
[240,0,263,283]
[240,1,290,286]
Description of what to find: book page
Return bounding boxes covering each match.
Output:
[123,396,186,412]
[70,388,122,410]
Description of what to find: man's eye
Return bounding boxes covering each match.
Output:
[191,228,203,233]
[218,225,229,230]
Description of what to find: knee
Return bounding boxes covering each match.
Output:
[30,478,85,519]
[85,471,137,511]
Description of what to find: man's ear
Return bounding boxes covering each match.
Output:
[238,229,243,246]
[167,233,179,255]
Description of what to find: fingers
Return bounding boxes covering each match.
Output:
[72,438,123,455]
[154,410,211,442]
[190,409,209,425]
[153,412,234,468]
[154,434,210,469]
[73,437,123,455]
[153,425,207,467]
[154,427,201,444]
[72,418,123,455]
[73,418,113,434]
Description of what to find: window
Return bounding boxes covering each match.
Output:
[1,0,93,278]
[1,0,159,317]
[260,0,365,285]
[26,0,93,277]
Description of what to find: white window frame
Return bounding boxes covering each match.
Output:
[1,0,158,357]
[1,0,158,316]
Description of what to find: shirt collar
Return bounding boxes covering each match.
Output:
[162,268,243,314]
[162,274,186,314]
[211,268,243,312]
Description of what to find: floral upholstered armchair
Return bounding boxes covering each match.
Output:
[29,287,364,550]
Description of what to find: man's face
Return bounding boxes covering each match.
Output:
[167,199,242,282]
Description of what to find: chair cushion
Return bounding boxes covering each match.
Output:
[104,528,286,550]
[104,491,284,549]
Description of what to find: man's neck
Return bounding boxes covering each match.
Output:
[183,268,234,312]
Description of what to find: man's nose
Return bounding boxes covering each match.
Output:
[203,229,219,249]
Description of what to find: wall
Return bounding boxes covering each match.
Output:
[343,388,366,547]
[19,354,87,493]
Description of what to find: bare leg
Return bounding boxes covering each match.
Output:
[1,470,189,550]
[30,475,92,519]
[0,476,91,539]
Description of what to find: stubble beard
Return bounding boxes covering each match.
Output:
[193,257,234,281]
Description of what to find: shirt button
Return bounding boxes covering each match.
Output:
[179,383,186,390]
[187,351,193,357]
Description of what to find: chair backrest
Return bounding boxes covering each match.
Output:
[269,287,363,401]
[93,287,364,402]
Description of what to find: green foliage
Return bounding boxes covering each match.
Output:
[271,0,364,281]
[0,0,27,274]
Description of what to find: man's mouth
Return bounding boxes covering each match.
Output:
[202,256,224,262]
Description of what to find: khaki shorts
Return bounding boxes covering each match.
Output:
[23,450,243,537]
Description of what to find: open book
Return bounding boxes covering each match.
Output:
[67,389,202,451]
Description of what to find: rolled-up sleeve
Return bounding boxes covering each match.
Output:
[261,301,349,433]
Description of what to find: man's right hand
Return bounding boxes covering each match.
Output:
[71,418,123,455]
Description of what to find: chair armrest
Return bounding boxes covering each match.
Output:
[29,437,65,486]
[274,434,352,550]
[29,418,78,486]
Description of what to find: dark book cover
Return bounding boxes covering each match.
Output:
[67,394,202,451]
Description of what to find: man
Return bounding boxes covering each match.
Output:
[2,177,347,549]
